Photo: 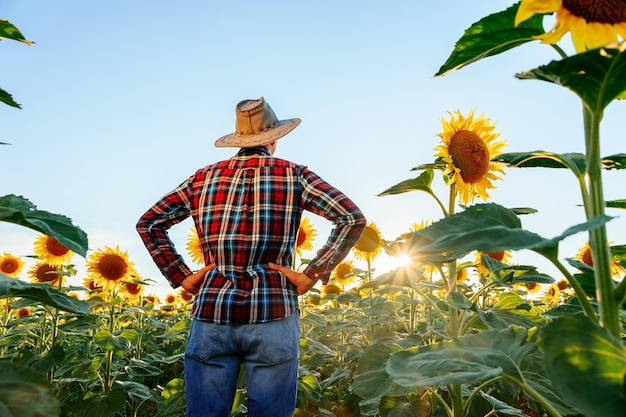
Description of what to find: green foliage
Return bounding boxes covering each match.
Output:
[0,274,90,314]
[542,314,626,417]
[0,195,88,257]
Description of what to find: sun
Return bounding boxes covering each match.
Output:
[295,216,317,257]
[515,0,626,52]
[33,234,74,267]
[435,109,507,205]
[86,245,137,292]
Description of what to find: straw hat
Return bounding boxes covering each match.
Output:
[214,97,301,148]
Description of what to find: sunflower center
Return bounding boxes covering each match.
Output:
[1,259,18,273]
[335,263,352,279]
[46,238,70,256]
[448,130,490,184]
[562,0,626,24]
[296,229,306,247]
[485,251,505,261]
[354,227,379,253]
[37,265,58,282]
[125,283,141,295]
[97,254,127,281]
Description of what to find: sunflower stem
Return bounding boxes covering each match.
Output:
[583,106,619,337]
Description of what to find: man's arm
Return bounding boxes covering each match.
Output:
[136,179,195,288]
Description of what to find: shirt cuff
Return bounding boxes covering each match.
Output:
[303,263,330,285]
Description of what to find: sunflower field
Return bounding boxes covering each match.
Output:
[3,2,626,417]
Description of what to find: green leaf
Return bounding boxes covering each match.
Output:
[79,386,126,417]
[0,19,33,44]
[495,151,586,176]
[161,378,184,400]
[404,203,611,262]
[0,194,88,256]
[601,153,626,170]
[0,360,59,417]
[436,3,545,76]
[378,169,436,197]
[542,314,626,417]
[387,326,538,387]
[0,274,90,314]
[0,87,21,109]
[607,199,626,209]
[116,380,154,402]
[352,342,412,399]
[516,44,626,113]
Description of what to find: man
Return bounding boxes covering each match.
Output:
[136,97,366,417]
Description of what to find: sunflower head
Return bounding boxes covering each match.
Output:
[474,250,512,277]
[515,0,626,52]
[435,110,507,205]
[33,234,74,267]
[332,260,356,286]
[295,217,317,256]
[0,252,25,278]
[29,262,60,285]
[86,245,137,292]
[574,241,626,278]
[543,283,562,306]
[353,221,385,262]
[179,288,194,303]
[120,281,144,304]
[186,226,205,265]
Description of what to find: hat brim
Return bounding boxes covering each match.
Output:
[214,118,301,148]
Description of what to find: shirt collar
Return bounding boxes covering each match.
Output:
[236,146,271,157]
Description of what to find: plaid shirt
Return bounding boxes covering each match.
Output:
[136,147,366,324]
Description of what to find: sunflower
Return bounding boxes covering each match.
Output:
[28,262,60,285]
[179,287,194,303]
[295,217,317,257]
[353,221,385,263]
[186,226,205,265]
[120,281,144,304]
[33,234,74,267]
[515,0,626,53]
[142,294,160,307]
[86,245,137,292]
[321,283,342,298]
[474,250,513,277]
[543,283,562,306]
[0,252,25,278]
[15,308,30,318]
[574,241,626,278]
[332,260,356,287]
[435,110,507,205]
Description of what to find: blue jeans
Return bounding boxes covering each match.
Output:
[184,312,300,417]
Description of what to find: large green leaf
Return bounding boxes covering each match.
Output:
[386,326,538,387]
[436,3,545,76]
[0,194,88,256]
[495,151,626,173]
[352,342,413,399]
[542,314,626,417]
[0,19,33,44]
[399,203,612,261]
[516,44,626,113]
[495,151,586,175]
[0,360,59,417]
[0,274,90,314]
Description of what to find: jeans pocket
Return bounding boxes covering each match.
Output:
[257,314,299,365]
[185,319,221,363]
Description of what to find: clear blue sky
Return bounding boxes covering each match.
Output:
[2,1,624,297]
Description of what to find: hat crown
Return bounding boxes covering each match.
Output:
[214,97,301,148]
[235,97,279,137]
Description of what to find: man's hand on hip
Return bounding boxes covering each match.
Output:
[268,263,317,295]
[181,263,216,294]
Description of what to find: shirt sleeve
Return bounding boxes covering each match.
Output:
[135,177,194,288]
[299,168,366,284]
